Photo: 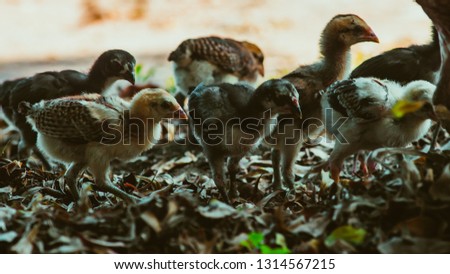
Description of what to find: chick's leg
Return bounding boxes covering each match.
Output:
[329,144,356,183]
[281,145,299,190]
[329,152,345,183]
[206,152,228,202]
[65,162,86,200]
[328,144,358,199]
[329,162,342,183]
[352,151,368,176]
[90,164,138,203]
[271,148,282,190]
[227,156,241,199]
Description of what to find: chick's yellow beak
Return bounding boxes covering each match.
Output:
[392,100,425,118]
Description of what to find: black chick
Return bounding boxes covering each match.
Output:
[0,77,25,126]
[416,0,450,135]
[350,27,441,84]
[188,79,301,202]
[0,49,136,169]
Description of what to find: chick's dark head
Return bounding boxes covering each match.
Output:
[324,14,379,46]
[256,79,301,118]
[91,49,136,84]
[241,41,265,76]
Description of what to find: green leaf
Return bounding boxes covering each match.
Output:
[134,64,157,83]
[240,232,264,251]
[260,245,291,254]
[240,239,252,250]
[135,63,142,75]
[241,232,291,254]
[325,225,367,247]
[165,77,176,94]
[144,67,156,80]
[248,232,264,247]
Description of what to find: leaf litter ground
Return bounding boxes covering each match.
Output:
[0,120,450,254]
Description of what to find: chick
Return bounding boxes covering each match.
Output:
[321,78,437,182]
[350,27,440,84]
[266,14,379,190]
[168,36,264,104]
[416,0,450,134]
[0,49,136,169]
[0,78,25,134]
[20,88,186,203]
[188,79,301,202]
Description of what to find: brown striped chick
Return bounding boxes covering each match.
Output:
[168,36,265,104]
[321,78,437,182]
[20,89,187,203]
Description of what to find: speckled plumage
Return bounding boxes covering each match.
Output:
[23,89,185,203]
[321,78,437,182]
[26,94,128,144]
[168,36,264,99]
[325,78,389,120]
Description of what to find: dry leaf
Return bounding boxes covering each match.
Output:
[197,200,236,219]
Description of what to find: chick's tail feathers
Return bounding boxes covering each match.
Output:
[0,81,12,106]
[0,83,5,102]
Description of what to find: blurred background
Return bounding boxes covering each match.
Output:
[0,0,433,87]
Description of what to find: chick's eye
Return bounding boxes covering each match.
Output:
[161,101,171,108]
[110,60,123,72]
[353,25,365,34]
[265,93,273,101]
[422,102,432,110]
[255,54,264,62]
[272,95,287,106]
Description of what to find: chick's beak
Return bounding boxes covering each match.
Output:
[362,27,379,43]
[291,97,302,119]
[258,65,265,77]
[124,70,135,85]
[173,107,188,120]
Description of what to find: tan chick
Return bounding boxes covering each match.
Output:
[20,89,187,203]
[321,78,437,182]
[266,14,379,190]
[168,36,265,104]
